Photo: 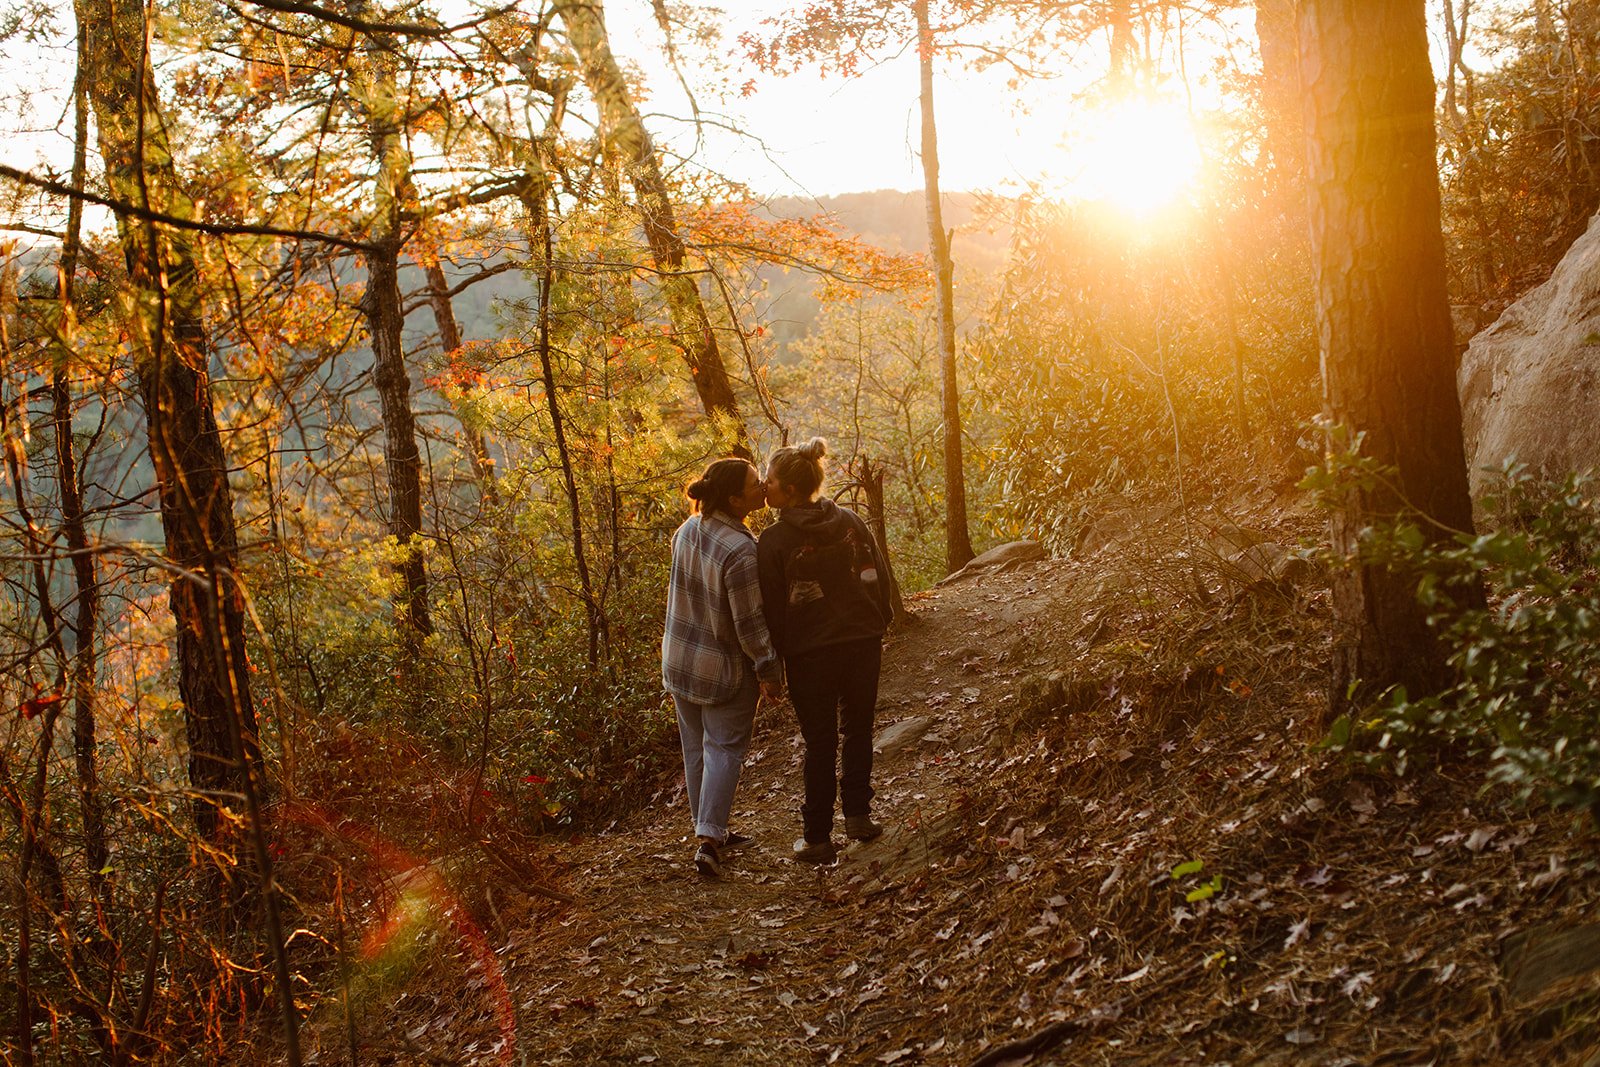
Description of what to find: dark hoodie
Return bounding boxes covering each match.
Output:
[757,497,892,660]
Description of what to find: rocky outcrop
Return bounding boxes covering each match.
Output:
[1458,213,1600,497]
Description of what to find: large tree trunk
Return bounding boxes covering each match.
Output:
[74,3,301,1057]
[915,0,975,573]
[1299,0,1482,721]
[74,0,260,847]
[354,26,432,649]
[553,0,749,457]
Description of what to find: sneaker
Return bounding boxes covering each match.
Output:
[694,840,722,878]
[844,816,884,842]
[722,831,754,851]
[792,837,837,864]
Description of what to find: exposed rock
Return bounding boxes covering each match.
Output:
[1220,541,1314,593]
[1501,923,1600,1007]
[1459,212,1600,497]
[873,715,933,758]
[936,540,1047,586]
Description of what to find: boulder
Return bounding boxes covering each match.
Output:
[936,540,1047,585]
[1459,212,1600,497]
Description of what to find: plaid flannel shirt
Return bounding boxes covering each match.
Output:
[662,511,782,704]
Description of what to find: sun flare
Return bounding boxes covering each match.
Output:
[1060,95,1203,216]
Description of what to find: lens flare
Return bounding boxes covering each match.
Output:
[1062,95,1203,216]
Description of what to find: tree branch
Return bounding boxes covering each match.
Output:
[0,162,379,252]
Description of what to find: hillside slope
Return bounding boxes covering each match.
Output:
[328,504,1600,1066]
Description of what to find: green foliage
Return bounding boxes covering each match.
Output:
[1170,858,1224,903]
[1326,465,1600,816]
[972,200,1319,554]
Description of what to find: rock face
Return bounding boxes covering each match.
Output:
[1459,212,1600,496]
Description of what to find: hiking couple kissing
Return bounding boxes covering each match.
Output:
[661,438,893,878]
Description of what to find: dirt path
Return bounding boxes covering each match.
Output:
[497,565,1060,1065]
[335,533,1600,1066]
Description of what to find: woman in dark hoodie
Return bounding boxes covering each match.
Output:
[758,438,892,864]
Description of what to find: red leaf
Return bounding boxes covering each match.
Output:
[19,693,63,720]
[522,774,549,785]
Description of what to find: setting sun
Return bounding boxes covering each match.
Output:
[1059,95,1203,215]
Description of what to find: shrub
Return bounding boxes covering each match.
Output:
[1328,464,1600,816]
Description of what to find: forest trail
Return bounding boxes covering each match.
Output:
[497,561,1059,1065]
[345,523,1600,1067]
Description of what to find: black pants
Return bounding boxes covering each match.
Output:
[786,637,882,843]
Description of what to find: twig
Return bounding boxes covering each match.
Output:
[475,838,578,904]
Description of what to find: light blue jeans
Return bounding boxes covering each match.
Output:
[673,675,757,842]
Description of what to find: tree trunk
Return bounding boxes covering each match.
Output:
[74,0,261,847]
[74,4,301,1057]
[857,456,907,624]
[354,27,432,648]
[56,45,111,916]
[915,0,975,573]
[524,183,607,665]
[553,0,749,457]
[422,253,498,502]
[1299,0,1482,721]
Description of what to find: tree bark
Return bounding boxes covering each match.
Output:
[55,43,111,916]
[857,456,907,624]
[915,0,975,573]
[353,23,432,648]
[553,0,749,457]
[74,0,261,847]
[422,254,498,503]
[1299,0,1482,721]
[74,3,301,1057]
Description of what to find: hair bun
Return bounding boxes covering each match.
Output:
[686,479,707,501]
[800,436,828,461]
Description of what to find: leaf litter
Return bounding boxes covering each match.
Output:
[347,501,1600,1064]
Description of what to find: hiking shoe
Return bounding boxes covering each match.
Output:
[722,831,754,851]
[845,816,884,842]
[792,837,837,865]
[694,841,722,878]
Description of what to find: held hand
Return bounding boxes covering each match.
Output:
[759,680,784,704]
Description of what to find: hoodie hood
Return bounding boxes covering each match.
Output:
[777,496,851,539]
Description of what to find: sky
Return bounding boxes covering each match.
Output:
[0,0,1101,231]
[0,0,1469,229]
[602,0,1140,199]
